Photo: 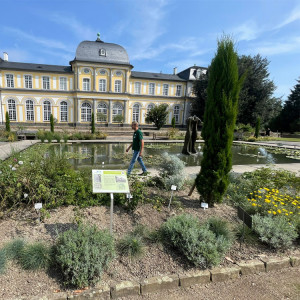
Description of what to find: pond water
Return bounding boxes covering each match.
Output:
[49,143,299,169]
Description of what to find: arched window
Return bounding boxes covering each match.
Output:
[147,104,154,114]
[60,101,68,122]
[7,99,16,121]
[97,103,107,122]
[81,102,92,122]
[132,104,140,122]
[43,101,51,121]
[174,105,180,124]
[26,100,34,121]
[112,103,123,121]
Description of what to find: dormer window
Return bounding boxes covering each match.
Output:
[99,48,106,56]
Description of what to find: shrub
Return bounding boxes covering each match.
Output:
[54,224,115,287]
[252,214,298,249]
[45,131,53,143]
[37,130,46,142]
[63,134,68,143]
[91,113,95,134]
[5,111,10,132]
[113,114,123,123]
[117,234,145,260]
[167,128,179,139]
[171,116,176,128]
[19,242,51,270]
[234,223,259,245]
[53,132,62,143]
[205,217,233,241]
[161,214,231,268]
[50,114,54,133]
[255,117,261,138]
[4,239,25,261]
[0,248,6,274]
[159,153,186,190]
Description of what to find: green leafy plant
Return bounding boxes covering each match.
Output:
[113,114,123,123]
[53,132,62,143]
[161,214,231,268]
[5,112,10,132]
[255,117,261,138]
[252,214,298,249]
[91,113,95,134]
[145,104,168,130]
[0,248,7,274]
[45,131,53,143]
[37,130,46,142]
[205,217,233,241]
[54,224,115,287]
[4,239,25,261]
[50,114,54,133]
[117,234,146,260]
[171,116,176,128]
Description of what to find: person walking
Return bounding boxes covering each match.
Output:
[126,121,148,176]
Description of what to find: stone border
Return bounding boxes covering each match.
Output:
[47,255,300,300]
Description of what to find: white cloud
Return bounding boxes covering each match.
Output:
[275,6,300,29]
[231,21,260,41]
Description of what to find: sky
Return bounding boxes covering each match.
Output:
[0,0,299,100]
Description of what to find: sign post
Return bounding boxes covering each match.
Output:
[168,185,177,209]
[92,170,130,234]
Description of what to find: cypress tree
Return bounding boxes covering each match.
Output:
[91,113,95,134]
[195,37,244,206]
[171,116,176,128]
[5,112,10,132]
[50,114,54,133]
[255,117,261,138]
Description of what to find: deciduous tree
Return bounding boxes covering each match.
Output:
[145,104,168,130]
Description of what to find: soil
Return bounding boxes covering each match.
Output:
[0,187,299,300]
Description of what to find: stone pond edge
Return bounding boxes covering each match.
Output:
[39,254,300,300]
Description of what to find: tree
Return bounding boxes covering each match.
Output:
[255,117,260,138]
[270,79,300,133]
[237,54,281,126]
[190,72,208,120]
[91,113,95,134]
[171,116,176,128]
[145,104,168,130]
[50,114,54,133]
[195,37,244,206]
[5,112,10,132]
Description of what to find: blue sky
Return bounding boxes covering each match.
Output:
[0,0,299,100]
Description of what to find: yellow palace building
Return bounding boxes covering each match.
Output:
[0,34,207,128]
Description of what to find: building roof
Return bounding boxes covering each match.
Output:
[131,71,186,82]
[177,66,207,81]
[0,60,72,73]
[74,38,130,65]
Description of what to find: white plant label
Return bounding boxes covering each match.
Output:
[35,203,42,210]
[171,185,177,191]
[201,202,208,209]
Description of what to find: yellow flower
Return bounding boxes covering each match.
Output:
[252,203,257,207]
[285,213,289,216]
[274,205,278,207]
[265,199,271,203]
[268,210,272,214]
[277,209,281,214]
[273,211,277,215]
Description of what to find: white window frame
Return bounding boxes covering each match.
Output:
[24,75,33,89]
[176,85,182,97]
[7,99,17,121]
[149,83,155,95]
[163,84,169,96]
[132,104,140,122]
[112,103,123,120]
[134,82,141,94]
[114,80,122,93]
[97,103,107,122]
[60,101,68,122]
[6,74,14,88]
[42,76,50,90]
[59,77,67,91]
[174,105,180,124]
[99,79,107,92]
[26,100,34,121]
[83,78,90,91]
[43,101,51,121]
[81,102,92,122]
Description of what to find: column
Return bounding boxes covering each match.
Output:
[93,68,97,92]
[109,69,112,92]
[182,99,187,126]
[93,99,96,121]
[123,100,127,124]
[77,98,81,124]
[109,100,113,123]
[77,67,80,91]
[125,70,128,93]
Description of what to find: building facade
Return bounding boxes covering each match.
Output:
[0,35,207,127]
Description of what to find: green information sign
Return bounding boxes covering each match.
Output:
[92,170,130,194]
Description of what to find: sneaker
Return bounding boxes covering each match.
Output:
[139,171,150,176]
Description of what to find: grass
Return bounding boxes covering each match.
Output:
[0,248,7,274]
[117,234,146,260]
[4,239,25,261]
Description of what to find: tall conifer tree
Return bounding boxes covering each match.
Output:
[195,37,244,206]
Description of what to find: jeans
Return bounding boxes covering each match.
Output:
[127,150,147,175]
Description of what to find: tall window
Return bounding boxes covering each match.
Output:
[83,78,90,91]
[60,101,68,122]
[174,105,180,124]
[163,84,169,96]
[60,77,67,90]
[26,100,34,121]
[149,83,155,95]
[81,103,92,122]
[43,101,51,121]
[146,104,154,124]
[134,82,141,94]
[115,80,121,93]
[7,99,16,121]
[97,103,107,122]
[43,76,50,90]
[24,75,32,89]
[99,79,106,92]
[112,103,123,120]
[6,74,14,88]
[132,104,140,122]
[176,85,182,96]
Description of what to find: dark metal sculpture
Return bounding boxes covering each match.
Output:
[182,115,202,155]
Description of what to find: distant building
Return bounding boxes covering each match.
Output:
[0,34,207,127]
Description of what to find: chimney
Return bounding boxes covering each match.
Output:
[3,52,8,61]
[173,67,177,75]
